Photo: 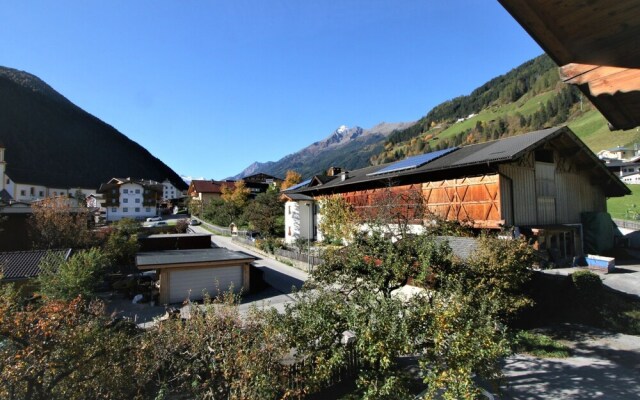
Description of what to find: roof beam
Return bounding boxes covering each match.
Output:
[560,63,640,96]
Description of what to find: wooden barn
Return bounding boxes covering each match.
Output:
[283,127,629,262]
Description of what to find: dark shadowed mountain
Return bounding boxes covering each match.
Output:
[0,66,187,191]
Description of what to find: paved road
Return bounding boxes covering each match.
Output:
[190,226,309,313]
[498,325,640,399]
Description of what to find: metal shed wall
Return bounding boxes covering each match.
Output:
[499,163,538,225]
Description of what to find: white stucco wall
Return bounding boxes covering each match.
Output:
[162,179,181,200]
[284,200,315,244]
[105,182,157,221]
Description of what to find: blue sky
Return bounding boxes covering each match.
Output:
[0,1,542,180]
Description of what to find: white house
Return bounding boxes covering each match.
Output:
[97,178,163,222]
[161,178,183,201]
[598,145,639,161]
[282,193,323,244]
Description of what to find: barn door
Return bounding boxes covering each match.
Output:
[535,162,556,224]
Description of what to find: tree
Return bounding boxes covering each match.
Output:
[318,195,358,244]
[243,190,284,237]
[416,285,511,399]
[186,197,202,216]
[203,197,243,227]
[280,170,302,191]
[221,180,250,209]
[285,231,534,398]
[38,248,109,301]
[29,196,95,249]
[139,294,290,399]
[0,289,140,400]
[101,218,140,272]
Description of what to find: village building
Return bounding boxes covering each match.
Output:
[283,126,629,263]
[135,233,254,304]
[241,173,283,198]
[97,177,163,222]
[0,249,72,292]
[187,180,233,205]
[0,144,96,203]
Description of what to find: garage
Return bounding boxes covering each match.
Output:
[168,265,242,303]
[136,248,255,304]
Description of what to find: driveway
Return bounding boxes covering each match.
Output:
[498,325,640,399]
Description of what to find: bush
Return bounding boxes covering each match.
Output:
[570,270,603,298]
[38,248,109,300]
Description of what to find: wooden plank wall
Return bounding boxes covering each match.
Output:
[422,174,503,228]
[337,176,504,228]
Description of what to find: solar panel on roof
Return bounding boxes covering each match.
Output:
[367,147,459,176]
[283,179,312,192]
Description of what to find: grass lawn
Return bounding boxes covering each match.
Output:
[607,184,640,220]
[512,330,571,358]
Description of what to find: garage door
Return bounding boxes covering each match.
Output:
[168,266,242,303]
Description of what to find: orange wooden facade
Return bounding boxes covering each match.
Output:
[422,174,503,228]
[336,174,504,229]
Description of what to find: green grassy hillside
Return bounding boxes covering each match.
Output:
[608,185,640,220]
[371,54,640,165]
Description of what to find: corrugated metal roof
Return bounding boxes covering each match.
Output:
[299,127,563,192]
[136,248,255,268]
[0,249,72,280]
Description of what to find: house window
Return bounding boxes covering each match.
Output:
[135,207,140,212]
[124,198,130,203]
[111,207,117,212]
[112,198,116,204]
[146,207,151,212]
[20,189,26,196]
[39,191,44,197]
[30,187,35,196]
[123,207,128,212]
[288,206,291,215]
[112,189,116,194]
[135,198,140,203]
[123,189,129,194]
[135,189,141,194]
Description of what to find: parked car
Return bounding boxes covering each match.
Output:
[245,231,261,241]
[189,219,201,226]
[151,221,168,227]
[146,216,162,222]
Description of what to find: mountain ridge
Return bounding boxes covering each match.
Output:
[233,120,415,179]
[234,54,639,179]
[0,66,187,191]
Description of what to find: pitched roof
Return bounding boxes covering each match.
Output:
[189,180,230,194]
[0,249,72,281]
[281,193,314,201]
[97,177,163,194]
[291,127,629,197]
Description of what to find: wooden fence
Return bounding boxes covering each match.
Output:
[613,218,640,231]
[275,248,324,267]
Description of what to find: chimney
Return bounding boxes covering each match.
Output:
[341,171,348,181]
[327,166,342,176]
